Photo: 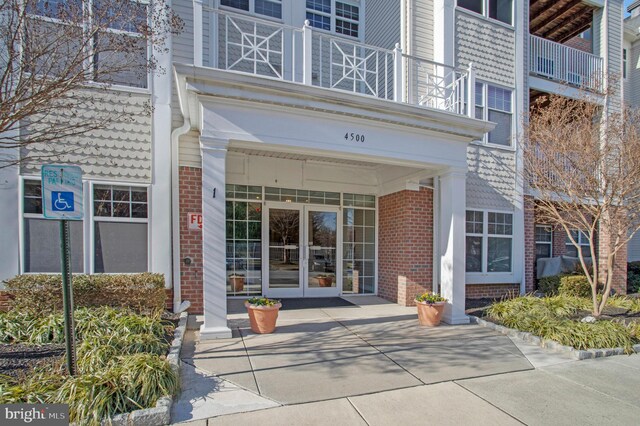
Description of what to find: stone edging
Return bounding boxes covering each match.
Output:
[97,311,189,426]
[470,316,640,360]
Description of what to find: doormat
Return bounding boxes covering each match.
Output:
[278,297,355,310]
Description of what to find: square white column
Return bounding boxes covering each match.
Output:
[439,169,469,324]
[199,138,232,339]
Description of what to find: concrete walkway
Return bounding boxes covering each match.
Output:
[171,297,640,425]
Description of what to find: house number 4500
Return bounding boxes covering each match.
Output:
[344,132,365,143]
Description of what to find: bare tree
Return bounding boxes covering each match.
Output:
[0,0,182,166]
[524,93,640,317]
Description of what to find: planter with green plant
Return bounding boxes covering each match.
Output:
[229,274,245,293]
[244,297,282,334]
[415,292,448,326]
[316,274,335,287]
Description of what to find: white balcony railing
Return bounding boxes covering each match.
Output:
[196,8,476,117]
[530,35,604,92]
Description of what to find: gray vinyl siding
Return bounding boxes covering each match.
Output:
[606,0,623,112]
[21,89,152,182]
[455,10,516,87]
[630,43,640,107]
[364,0,401,50]
[411,0,434,60]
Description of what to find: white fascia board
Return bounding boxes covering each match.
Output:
[528,75,606,105]
[173,63,495,141]
[583,0,605,8]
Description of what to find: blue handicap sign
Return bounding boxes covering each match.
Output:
[52,191,74,212]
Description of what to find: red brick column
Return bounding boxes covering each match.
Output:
[598,223,628,295]
[378,188,433,306]
[179,166,204,314]
[524,196,535,293]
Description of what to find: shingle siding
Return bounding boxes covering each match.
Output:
[455,10,516,87]
[21,89,152,182]
[466,145,516,211]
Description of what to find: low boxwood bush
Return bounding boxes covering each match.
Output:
[3,273,165,314]
[538,274,593,298]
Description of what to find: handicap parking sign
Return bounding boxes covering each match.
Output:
[52,191,74,212]
[42,165,83,220]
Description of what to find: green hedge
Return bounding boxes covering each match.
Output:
[3,273,166,314]
[538,274,593,298]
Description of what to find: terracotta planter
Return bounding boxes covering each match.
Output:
[317,276,334,287]
[230,276,245,292]
[245,302,282,334]
[416,301,446,327]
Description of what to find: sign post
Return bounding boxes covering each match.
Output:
[42,165,83,376]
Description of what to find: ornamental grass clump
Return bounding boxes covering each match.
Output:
[486,295,639,353]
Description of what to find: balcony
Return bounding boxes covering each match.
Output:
[194,9,476,118]
[529,35,604,93]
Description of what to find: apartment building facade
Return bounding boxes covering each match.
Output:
[0,0,626,339]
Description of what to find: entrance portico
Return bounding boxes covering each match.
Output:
[174,65,493,339]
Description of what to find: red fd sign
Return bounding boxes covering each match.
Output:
[188,213,203,230]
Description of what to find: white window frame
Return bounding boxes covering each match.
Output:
[535,224,553,260]
[19,176,87,274]
[474,81,514,148]
[465,209,514,278]
[456,0,514,27]
[27,0,151,90]
[565,229,591,258]
[89,181,151,274]
[305,0,363,40]
[219,0,283,20]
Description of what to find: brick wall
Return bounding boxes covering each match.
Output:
[0,291,13,312]
[598,221,628,295]
[378,188,433,306]
[466,284,520,299]
[179,166,204,314]
[524,196,535,293]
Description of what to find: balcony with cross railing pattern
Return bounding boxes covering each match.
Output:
[194,8,477,118]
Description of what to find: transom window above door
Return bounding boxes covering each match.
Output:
[220,0,282,19]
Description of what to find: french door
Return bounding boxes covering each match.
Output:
[264,203,340,297]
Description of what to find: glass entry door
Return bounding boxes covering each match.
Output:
[265,204,340,297]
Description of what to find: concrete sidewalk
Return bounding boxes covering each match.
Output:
[171,297,640,425]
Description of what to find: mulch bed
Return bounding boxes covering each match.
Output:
[0,343,65,380]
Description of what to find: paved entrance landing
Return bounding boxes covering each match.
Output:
[179,297,532,410]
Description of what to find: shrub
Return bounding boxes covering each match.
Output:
[537,274,592,298]
[415,292,447,304]
[3,273,166,314]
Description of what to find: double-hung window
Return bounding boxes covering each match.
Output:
[565,229,591,258]
[93,184,149,272]
[623,48,627,80]
[466,210,513,273]
[457,0,513,26]
[27,0,149,88]
[475,82,513,147]
[220,0,283,19]
[306,0,360,38]
[535,225,553,261]
[22,179,84,273]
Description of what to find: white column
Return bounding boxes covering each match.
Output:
[199,137,232,339]
[150,0,173,291]
[439,168,469,325]
[0,157,20,283]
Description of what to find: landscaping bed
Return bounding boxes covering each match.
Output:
[470,294,640,355]
[0,273,180,425]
